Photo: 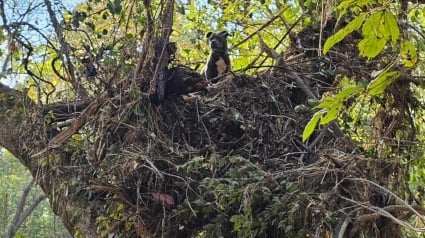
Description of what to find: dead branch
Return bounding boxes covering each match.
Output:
[32,91,109,158]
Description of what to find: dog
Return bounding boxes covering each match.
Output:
[204,31,230,83]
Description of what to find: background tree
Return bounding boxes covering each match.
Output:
[0,0,425,237]
[0,150,70,237]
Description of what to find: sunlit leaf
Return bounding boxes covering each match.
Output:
[358,37,386,59]
[336,0,369,19]
[323,13,365,54]
[367,71,400,95]
[336,85,364,101]
[400,41,417,67]
[320,105,341,125]
[315,96,337,109]
[383,11,399,43]
[302,109,327,142]
[362,12,382,38]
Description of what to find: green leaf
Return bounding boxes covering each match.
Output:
[358,37,386,59]
[320,105,341,125]
[400,41,417,67]
[307,80,364,137]
[383,11,399,43]
[362,12,382,38]
[315,96,337,109]
[336,0,369,19]
[367,71,400,95]
[230,215,244,231]
[336,0,357,12]
[336,85,364,101]
[323,13,365,54]
[358,11,399,59]
[302,109,327,142]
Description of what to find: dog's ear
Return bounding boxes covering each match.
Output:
[206,32,213,39]
[220,31,230,37]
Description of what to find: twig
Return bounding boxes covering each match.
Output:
[284,65,319,100]
[338,216,351,238]
[338,178,425,233]
[232,7,288,50]
[345,178,425,219]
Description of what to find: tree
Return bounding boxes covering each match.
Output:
[0,0,425,237]
[0,150,70,237]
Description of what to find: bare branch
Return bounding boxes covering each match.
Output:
[7,178,47,238]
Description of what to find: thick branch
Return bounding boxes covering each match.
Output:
[149,0,175,103]
[34,91,109,156]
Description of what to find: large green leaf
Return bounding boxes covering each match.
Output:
[383,12,400,43]
[336,85,365,101]
[320,105,341,125]
[359,11,399,59]
[362,11,382,38]
[304,81,364,142]
[367,71,400,95]
[336,0,370,19]
[302,109,327,142]
[358,37,386,59]
[315,96,337,109]
[323,14,365,54]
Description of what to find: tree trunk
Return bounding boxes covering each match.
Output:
[0,85,100,236]
[0,1,418,237]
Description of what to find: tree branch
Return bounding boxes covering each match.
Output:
[149,0,175,103]
[32,91,109,157]
[44,0,89,99]
[7,178,47,238]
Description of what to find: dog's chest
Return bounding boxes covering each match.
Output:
[216,57,227,76]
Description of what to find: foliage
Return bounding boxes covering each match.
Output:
[303,77,365,142]
[319,1,425,233]
[304,0,424,143]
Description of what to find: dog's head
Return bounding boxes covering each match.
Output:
[206,31,230,53]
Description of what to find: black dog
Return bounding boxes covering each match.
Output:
[204,31,230,83]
